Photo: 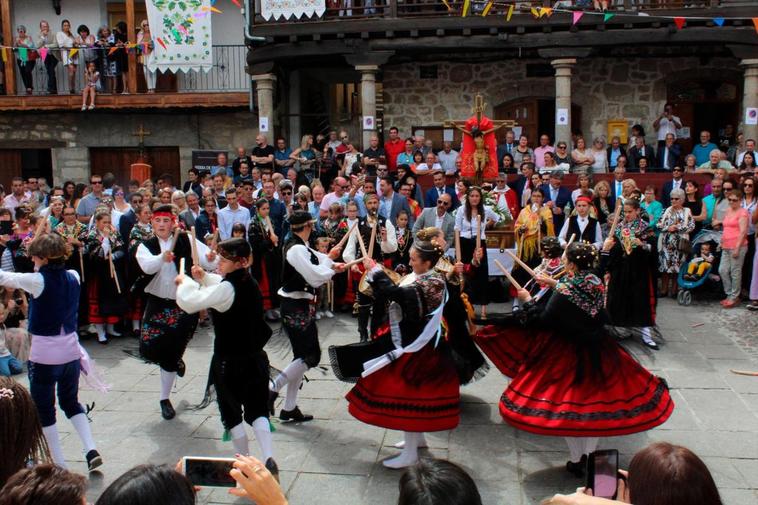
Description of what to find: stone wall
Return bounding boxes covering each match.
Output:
[0,110,258,184]
[381,56,740,144]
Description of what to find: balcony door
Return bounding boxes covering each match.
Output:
[89,147,180,187]
[494,97,582,146]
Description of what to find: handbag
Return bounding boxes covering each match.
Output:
[677,210,692,255]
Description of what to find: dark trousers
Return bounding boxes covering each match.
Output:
[28,360,84,427]
[16,59,35,91]
[43,54,58,93]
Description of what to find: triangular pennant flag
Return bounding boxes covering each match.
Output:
[505,4,514,21]
[0,48,7,63]
[481,0,494,17]
[231,0,241,6]
[539,7,552,17]
[674,17,685,30]
[753,18,758,34]
[69,48,79,58]
[39,47,48,61]
[572,11,584,25]
[108,46,118,55]
[18,47,28,62]
[156,37,168,49]
[713,17,724,27]
[603,12,615,22]
[531,7,539,18]
[461,0,470,17]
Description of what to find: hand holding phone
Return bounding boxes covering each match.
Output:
[586,449,619,500]
[182,457,236,489]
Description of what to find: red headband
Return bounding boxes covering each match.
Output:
[153,211,176,222]
[576,196,592,204]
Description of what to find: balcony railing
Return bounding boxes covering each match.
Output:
[252,0,751,24]
[11,44,247,96]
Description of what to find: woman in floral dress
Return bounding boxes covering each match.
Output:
[656,188,695,297]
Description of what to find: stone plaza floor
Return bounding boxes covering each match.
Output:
[16,297,758,504]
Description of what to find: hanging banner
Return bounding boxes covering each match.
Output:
[146,0,213,73]
[261,0,326,21]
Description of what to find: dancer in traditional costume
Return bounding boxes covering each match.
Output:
[0,233,104,471]
[126,204,154,336]
[84,210,127,344]
[135,205,218,420]
[474,242,673,476]
[343,193,397,342]
[248,198,280,321]
[268,211,346,422]
[601,198,660,350]
[520,236,564,306]
[331,228,459,469]
[54,208,89,335]
[176,238,278,479]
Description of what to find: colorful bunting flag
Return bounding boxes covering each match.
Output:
[231,0,241,6]
[39,47,48,61]
[674,17,685,29]
[753,18,758,35]
[0,48,6,63]
[505,4,514,22]
[18,47,27,62]
[531,7,539,18]
[201,5,222,13]
[462,0,470,17]
[572,11,584,25]
[603,12,615,22]
[108,46,118,55]
[713,17,724,26]
[193,11,209,17]
[481,0,494,17]
[539,7,552,17]
[69,48,79,58]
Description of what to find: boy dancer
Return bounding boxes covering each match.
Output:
[136,205,217,420]
[0,234,102,470]
[176,238,278,478]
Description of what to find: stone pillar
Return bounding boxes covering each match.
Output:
[357,65,379,150]
[288,70,301,149]
[252,73,277,137]
[551,59,576,147]
[740,59,758,143]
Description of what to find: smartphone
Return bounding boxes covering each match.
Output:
[182,457,237,489]
[0,221,12,235]
[587,449,619,500]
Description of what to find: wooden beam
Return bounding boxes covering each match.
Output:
[0,92,249,111]
[0,0,15,96]
[126,0,138,94]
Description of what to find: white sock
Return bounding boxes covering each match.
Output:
[394,433,428,449]
[641,327,655,345]
[252,417,273,461]
[583,437,599,457]
[106,323,121,337]
[160,369,177,401]
[42,424,67,468]
[132,319,141,331]
[230,423,249,456]
[383,432,420,469]
[271,358,308,393]
[94,324,106,341]
[69,413,97,454]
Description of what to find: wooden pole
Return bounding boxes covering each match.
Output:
[454,230,461,263]
[505,249,538,279]
[335,221,358,251]
[474,215,481,252]
[367,219,378,259]
[170,227,181,252]
[190,226,199,266]
[494,259,522,291]
[561,233,576,262]
[0,0,16,96]
[109,251,121,294]
[78,248,85,282]
[179,257,186,277]
[356,227,369,259]
[125,0,138,94]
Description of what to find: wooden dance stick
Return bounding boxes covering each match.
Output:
[505,249,538,279]
[169,227,181,252]
[335,221,359,251]
[356,225,369,259]
[329,280,334,313]
[179,257,186,278]
[265,216,275,239]
[730,369,758,376]
[108,251,121,294]
[561,233,576,262]
[190,226,199,266]
[607,199,623,239]
[367,219,378,259]
[494,259,522,291]
[343,257,367,269]
[78,248,85,283]
[475,215,481,252]
[454,230,462,262]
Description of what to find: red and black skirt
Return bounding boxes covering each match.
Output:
[258,258,274,311]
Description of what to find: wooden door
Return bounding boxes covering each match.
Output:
[0,150,23,192]
[494,98,539,144]
[89,147,180,187]
[410,126,464,152]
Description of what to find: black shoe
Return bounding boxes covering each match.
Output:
[160,399,176,420]
[265,458,280,483]
[566,454,587,477]
[268,389,278,416]
[279,406,313,423]
[86,449,103,471]
[176,360,186,378]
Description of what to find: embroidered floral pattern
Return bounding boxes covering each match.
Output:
[555,271,605,317]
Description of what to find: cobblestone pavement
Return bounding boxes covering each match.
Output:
[14,298,758,504]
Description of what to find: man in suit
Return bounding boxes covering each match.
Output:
[655,133,681,171]
[412,193,455,249]
[378,176,411,227]
[508,162,535,207]
[627,136,656,171]
[609,165,626,209]
[541,170,572,231]
[424,170,459,209]
[606,136,627,170]
[497,130,517,171]
[179,191,201,230]
[660,166,685,208]
[119,191,143,244]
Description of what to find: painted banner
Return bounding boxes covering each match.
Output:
[261,0,326,21]
[145,0,213,73]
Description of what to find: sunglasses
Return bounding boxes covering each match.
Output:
[341,136,348,140]
[728,198,739,202]
[744,184,754,187]
[671,197,681,200]
[672,169,683,172]
[281,191,292,195]
[437,200,450,206]
[339,185,349,189]
[91,180,103,184]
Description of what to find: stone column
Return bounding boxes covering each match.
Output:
[288,70,301,149]
[356,65,379,150]
[252,73,277,136]
[740,59,758,142]
[551,59,576,147]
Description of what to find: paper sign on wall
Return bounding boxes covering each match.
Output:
[746,107,758,126]
[259,117,269,132]
[363,116,375,130]
[556,108,569,126]
[443,129,454,142]
[414,129,425,137]
[512,126,523,138]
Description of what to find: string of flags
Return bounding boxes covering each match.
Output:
[448,1,758,35]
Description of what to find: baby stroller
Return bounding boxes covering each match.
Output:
[676,232,720,306]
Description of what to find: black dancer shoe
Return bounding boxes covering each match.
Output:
[265,458,280,483]
[279,406,313,423]
[86,449,103,471]
[176,359,186,378]
[268,389,279,416]
[565,454,587,477]
[160,399,176,420]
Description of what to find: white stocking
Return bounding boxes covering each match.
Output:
[393,433,428,449]
[94,324,106,342]
[160,369,176,401]
[383,432,420,469]
[230,423,249,456]
[132,319,141,331]
[70,413,97,454]
[106,323,121,337]
[271,359,307,393]
[252,417,273,461]
[641,327,655,345]
[565,437,600,463]
[42,424,67,468]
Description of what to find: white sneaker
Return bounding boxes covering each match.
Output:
[88,104,95,110]
[324,310,334,318]
[315,311,323,320]
[81,105,87,111]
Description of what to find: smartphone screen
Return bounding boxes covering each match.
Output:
[183,457,236,488]
[588,449,619,499]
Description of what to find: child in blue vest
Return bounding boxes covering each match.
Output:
[0,233,103,471]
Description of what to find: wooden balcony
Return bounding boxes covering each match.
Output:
[0,91,249,111]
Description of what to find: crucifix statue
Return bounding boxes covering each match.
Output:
[132,123,152,161]
[444,94,517,184]
[130,123,153,182]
